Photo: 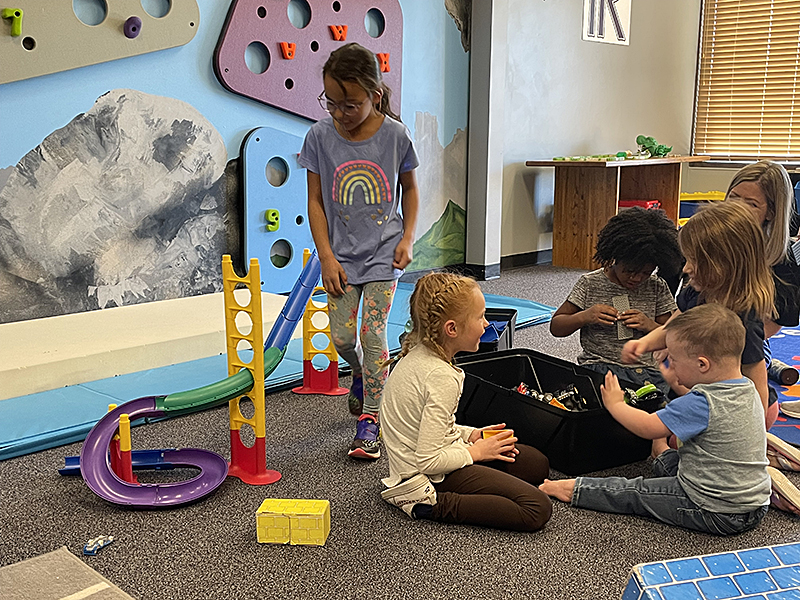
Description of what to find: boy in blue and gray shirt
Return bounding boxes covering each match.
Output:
[540,303,772,535]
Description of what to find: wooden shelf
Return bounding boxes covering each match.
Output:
[526,156,710,269]
[526,156,710,168]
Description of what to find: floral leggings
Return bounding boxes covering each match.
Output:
[327,280,397,415]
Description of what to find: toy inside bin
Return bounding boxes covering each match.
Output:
[455,348,662,475]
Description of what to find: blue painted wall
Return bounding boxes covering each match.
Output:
[0,0,468,169]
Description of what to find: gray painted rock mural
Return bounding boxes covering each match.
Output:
[0,89,228,324]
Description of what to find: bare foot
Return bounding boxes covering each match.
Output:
[539,478,576,503]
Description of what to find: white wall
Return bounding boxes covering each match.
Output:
[501,0,702,258]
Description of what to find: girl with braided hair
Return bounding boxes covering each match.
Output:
[550,207,682,396]
[378,272,552,531]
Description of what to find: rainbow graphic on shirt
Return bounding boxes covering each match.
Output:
[331,160,391,206]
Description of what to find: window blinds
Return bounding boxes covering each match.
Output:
[694,0,800,160]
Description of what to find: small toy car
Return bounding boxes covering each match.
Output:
[83,535,115,555]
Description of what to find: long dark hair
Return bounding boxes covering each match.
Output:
[322,43,400,122]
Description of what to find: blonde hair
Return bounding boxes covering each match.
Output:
[726,160,793,267]
[398,272,480,363]
[679,200,775,321]
[664,303,745,363]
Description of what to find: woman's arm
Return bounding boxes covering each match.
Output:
[765,320,783,339]
[307,171,347,296]
[394,169,419,269]
[741,360,770,424]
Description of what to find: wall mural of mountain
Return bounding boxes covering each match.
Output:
[411,111,467,271]
[0,89,229,324]
[411,200,466,271]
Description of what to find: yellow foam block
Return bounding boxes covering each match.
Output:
[256,499,330,546]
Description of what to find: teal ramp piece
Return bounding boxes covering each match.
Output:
[0,292,553,460]
[242,127,313,294]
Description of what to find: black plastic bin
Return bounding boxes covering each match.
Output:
[455,348,661,475]
[456,308,518,358]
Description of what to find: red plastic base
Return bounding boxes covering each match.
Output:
[227,432,281,485]
[292,360,349,396]
[119,449,138,484]
[109,439,138,484]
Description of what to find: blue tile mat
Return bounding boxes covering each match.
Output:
[0,283,554,460]
[623,542,800,600]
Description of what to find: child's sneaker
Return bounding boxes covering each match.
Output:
[381,473,437,517]
[348,375,363,416]
[767,466,800,516]
[780,400,800,420]
[348,413,380,459]
[767,433,800,472]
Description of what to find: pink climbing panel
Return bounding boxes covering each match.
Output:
[214,0,403,122]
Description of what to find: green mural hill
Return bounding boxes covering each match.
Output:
[410,200,466,271]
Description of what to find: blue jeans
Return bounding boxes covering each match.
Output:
[572,449,768,535]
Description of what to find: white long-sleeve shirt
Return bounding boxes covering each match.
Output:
[380,344,476,487]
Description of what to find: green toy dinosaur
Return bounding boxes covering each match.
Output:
[636,135,672,157]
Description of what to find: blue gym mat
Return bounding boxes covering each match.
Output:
[767,326,800,446]
[0,283,554,460]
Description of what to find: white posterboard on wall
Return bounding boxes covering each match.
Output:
[582,0,631,46]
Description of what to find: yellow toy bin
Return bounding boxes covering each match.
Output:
[679,190,725,222]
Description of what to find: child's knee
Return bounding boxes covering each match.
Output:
[521,495,553,532]
[332,335,357,355]
[360,327,387,353]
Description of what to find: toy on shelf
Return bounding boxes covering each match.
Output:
[636,135,672,158]
[256,498,331,546]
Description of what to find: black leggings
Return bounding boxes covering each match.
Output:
[431,444,552,531]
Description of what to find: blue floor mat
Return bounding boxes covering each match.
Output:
[0,283,554,460]
[767,326,800,446]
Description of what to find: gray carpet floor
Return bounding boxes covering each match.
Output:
[2,264,800,600]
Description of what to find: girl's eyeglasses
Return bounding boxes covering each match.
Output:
[317,92,370,116]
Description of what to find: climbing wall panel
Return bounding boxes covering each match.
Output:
[214,0,402,122]
[241,126,314,293]
[0,1,199,85]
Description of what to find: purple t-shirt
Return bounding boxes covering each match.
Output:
[299,116,419,285]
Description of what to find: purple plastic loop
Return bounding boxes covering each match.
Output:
[124,16,142,39]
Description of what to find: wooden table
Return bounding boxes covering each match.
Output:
[525,156,710,269]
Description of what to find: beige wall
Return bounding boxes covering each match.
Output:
[501,0,704,257]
